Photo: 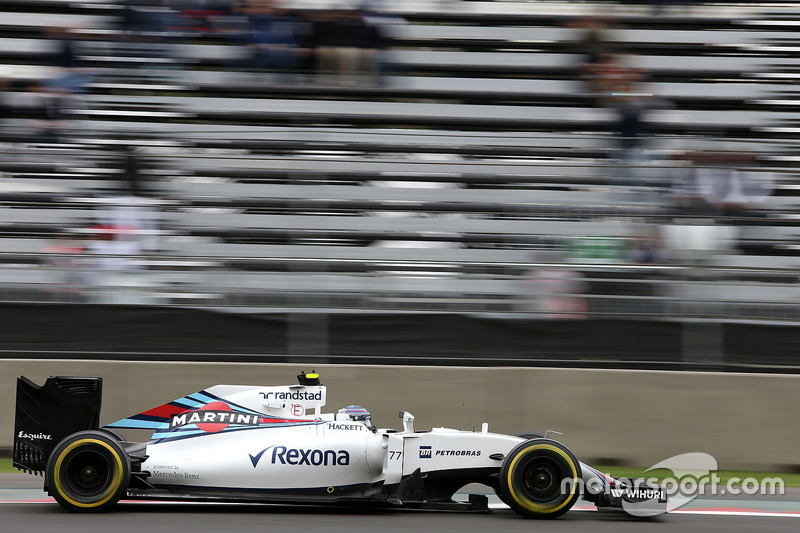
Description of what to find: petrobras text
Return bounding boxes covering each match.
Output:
[435,450,481,457]
[419,446,481,458]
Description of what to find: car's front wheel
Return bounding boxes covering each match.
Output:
[46,430,131,512]
[498,438,581,519]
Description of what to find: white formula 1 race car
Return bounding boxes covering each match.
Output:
[13,372,667,518]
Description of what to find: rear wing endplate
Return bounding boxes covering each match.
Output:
[13,376,103,475]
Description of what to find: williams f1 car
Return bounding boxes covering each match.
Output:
[13,372,667,517]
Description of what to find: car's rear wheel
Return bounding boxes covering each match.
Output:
[46,430,130,512]
[498,438,581,519]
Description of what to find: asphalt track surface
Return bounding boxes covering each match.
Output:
[4,473,800,533]
[4,500,800,533]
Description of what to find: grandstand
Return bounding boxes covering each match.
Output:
[1,0,800,336]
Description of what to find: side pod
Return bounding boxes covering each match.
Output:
[13,376,103,475]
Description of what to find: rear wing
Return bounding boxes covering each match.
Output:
[13,376,103,475]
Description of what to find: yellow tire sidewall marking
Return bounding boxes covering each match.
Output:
[506,443,578,514]
[53,438,124,509]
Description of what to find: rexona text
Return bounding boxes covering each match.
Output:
[272,446,350,466]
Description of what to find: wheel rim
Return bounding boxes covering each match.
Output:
[520,456,564,502]
[62,447,113,498]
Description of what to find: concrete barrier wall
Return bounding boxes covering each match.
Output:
[2,359,798,471]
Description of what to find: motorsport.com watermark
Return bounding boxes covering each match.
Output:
[562,452,786,516]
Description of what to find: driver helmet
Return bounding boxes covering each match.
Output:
[338,405,374,431]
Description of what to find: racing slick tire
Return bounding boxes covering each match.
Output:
[513,432,544,440]
[46,430,131,512]
[97,428,125,441]
[498,438,582,519]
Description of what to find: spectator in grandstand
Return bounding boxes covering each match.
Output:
[573,16,615,65]
[120,0,172,35]
[360,1,403,84]
[46,26,80,70]
[233,0,303,80]
[116,144,147,196]
[12,82,74,143]
[672,150,773,223]
[705,151,773,222]
[627,225,668,314]
[522,250,588,319]
[85,147,162,289]
[306,7,386,86]
[43,231,89,293]
[349,8,387,85]
[670,151,718,217]
[599,54,666,200]
[44,26,93,95]
[0,77,10,139]
[589,52,645,102]
[570,16,620,101]
[170,0,230,35]
[304,9,340,81]
[84,219,154,304]
[629,226,667,265]
[86,223,146,273]
[117,0,179,75]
